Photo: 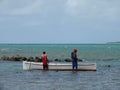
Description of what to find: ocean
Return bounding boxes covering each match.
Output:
[0,44,120,90]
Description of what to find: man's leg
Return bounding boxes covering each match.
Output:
[46,65,48,70]
[72,62,74,69]
[74,62,78,70]
[43,65,45,70]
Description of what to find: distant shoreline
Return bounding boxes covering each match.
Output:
[107,42,120,44]
[0,42,111,45]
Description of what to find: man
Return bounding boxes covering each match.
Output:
[41,51,48,70]
[71,48,78,70]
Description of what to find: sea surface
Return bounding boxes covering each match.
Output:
[0,44,120,90]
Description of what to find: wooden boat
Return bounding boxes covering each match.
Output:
[23,61,96,71]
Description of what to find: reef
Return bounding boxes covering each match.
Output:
[0,55,83,62]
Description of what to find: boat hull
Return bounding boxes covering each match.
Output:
[23,61,96,71]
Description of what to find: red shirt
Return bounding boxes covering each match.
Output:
[41,54,48,65]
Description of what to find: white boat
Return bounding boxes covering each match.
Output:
[23,61,96,71]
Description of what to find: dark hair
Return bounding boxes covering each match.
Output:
[43,51,46,54]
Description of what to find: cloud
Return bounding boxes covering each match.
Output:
[66,0,86,15]
[0,0,43,15]
[0,0,119,27]
[11,1,43,15]
[65,0,120,21]
[0,0,65,16]
[0,0,120,19]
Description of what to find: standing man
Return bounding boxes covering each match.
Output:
[71,48,78,70]
[41,51,48,70]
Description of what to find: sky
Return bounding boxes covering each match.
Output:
[0,0,120,44]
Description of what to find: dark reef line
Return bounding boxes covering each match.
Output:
[0,55,83,62]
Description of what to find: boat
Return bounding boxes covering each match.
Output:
[23,61,96,71]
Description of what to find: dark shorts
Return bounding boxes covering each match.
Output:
[43,64,48,70]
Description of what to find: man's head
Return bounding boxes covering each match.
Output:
[74,48,77,52]
[43,51,46,54]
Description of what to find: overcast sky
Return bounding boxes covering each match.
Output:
[0,0,120,44]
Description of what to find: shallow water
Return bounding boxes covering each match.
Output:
[0,44,120,90]
[0,61,120,90]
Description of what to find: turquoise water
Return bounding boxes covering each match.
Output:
[0,44,120,60]
[0,44,120,90]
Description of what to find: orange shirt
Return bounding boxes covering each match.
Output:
[41,54,48,65]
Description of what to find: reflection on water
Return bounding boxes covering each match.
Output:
[0,61,120,90]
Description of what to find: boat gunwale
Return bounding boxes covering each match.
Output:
[24,61,96,66]
[23,61,96,71]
